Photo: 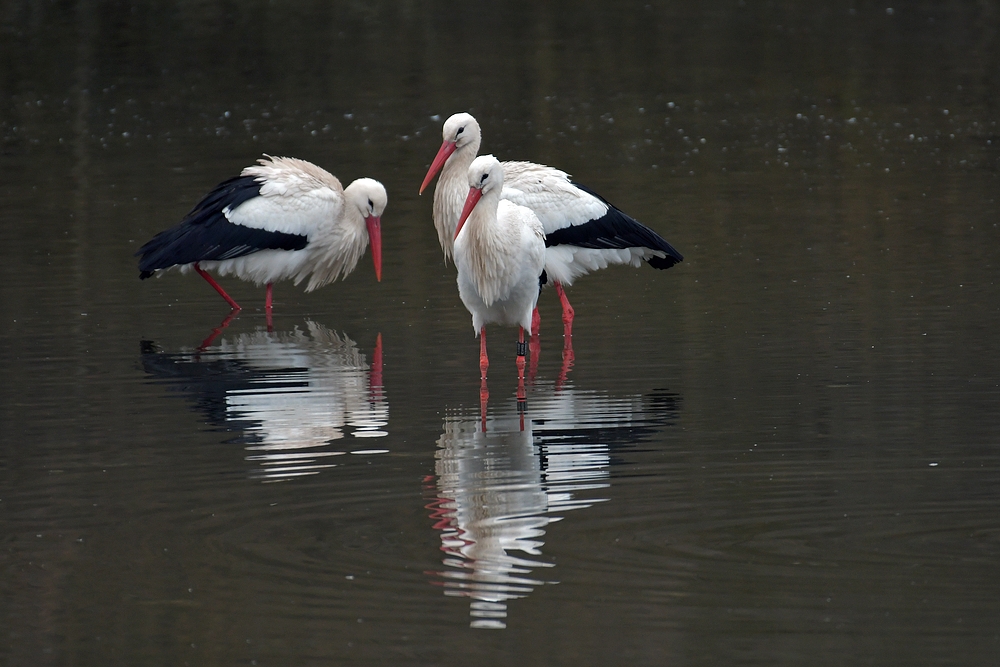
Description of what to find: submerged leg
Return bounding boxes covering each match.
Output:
[479,327,489,381]
[194,263,241,311]
[528,326,540,385]
[370,333,384,400]
[555,282,574,338]
[516,326,527,401]
[264,283,274,331]
[480,377,489,431]
[557,335,575,390]
[198,309,239,351]
[531,307,541,337]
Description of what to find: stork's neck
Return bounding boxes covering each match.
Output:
[440,140,479,198]
[463,190,506,262]
[434,140,481,257]
[461,189,516,307]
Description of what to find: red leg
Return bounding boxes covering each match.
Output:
[516,326,527,401]
[194,263,241,311]
[555,282,574,338]
[479,327,489,381]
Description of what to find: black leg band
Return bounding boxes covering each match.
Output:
[517,341,526,356]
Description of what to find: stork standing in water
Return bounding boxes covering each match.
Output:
[454,155,546,402]
[137,155,386,319]
[419,112,683,337]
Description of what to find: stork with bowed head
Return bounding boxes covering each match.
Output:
[137,155,386,319]
[454,155,546,402]
[419,112,683,337]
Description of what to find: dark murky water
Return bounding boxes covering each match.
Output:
[2,2,999,665]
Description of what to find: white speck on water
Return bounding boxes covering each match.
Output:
[929,462,938,467]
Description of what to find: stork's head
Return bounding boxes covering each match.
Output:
[455,154,504,240]
[345,178,387,281]
[419,112,482,194]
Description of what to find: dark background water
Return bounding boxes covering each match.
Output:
[2,1,999,665]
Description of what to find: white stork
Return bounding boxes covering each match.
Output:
[137,155,386,314]
[419,112,683,336]
[453,155,546,399]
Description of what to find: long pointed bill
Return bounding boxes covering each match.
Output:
[366,215,382,282]
[419,140,457,194]
[455,187,483,240]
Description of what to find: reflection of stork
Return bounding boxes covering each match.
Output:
[140,321,388,482]
[426,386,680,629]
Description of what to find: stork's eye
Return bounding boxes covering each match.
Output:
[456,126,465,136]
[367,198,374,209]
[480,173,488,184]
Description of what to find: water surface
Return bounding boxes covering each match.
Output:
[2,2,999,665]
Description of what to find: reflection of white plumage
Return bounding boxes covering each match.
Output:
[430,412,558,630]
[428,384,680,628]
[220,325,388,481]
[142,321,388,482]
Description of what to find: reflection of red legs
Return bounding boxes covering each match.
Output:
[479,377,489,431]
[370,333,384,400]
[198,309,239,351]
[531,307,541,337]
[478,327,490,430]
[555,282,574,338]
[478,327,489,381]
[194,263,241,311]
[528,329,540,386]
[516,326,527,401]
[264,282,274,331]
[557,335,575,390]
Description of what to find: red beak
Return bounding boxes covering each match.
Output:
[419,140,457,194]
[366,215,382,282]
[455,187,483,240]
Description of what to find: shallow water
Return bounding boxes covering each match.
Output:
[2,2,1000,665]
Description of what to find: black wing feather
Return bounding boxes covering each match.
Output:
[543,182,684,269]
[136,175,308,278]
